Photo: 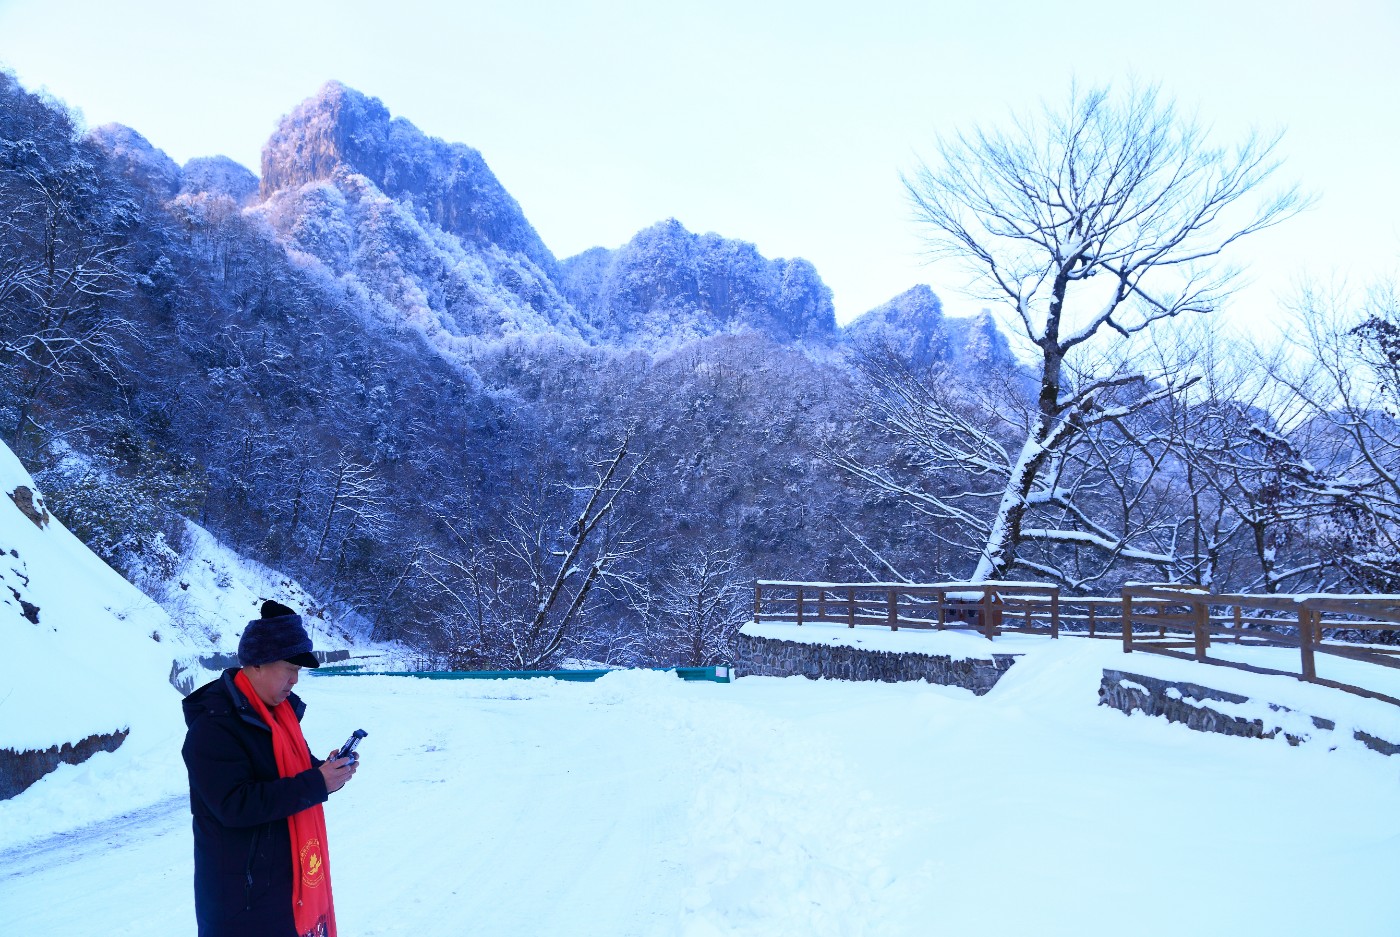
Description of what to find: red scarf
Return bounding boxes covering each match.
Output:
[235,669,337,937]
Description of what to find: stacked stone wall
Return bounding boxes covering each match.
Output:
[0,729,129,800]
[1099,668,1399,756]
[734,632,1016,695]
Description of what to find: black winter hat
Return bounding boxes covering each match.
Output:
[238,601,320,669]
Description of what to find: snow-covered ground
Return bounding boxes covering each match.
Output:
[6,432,1400,935]
[4,638,1399,936]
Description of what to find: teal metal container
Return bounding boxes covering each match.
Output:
[311,664,734,683]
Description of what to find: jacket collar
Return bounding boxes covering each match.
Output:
[181,667,307,731]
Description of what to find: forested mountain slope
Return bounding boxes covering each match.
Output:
[0,70,1068,669]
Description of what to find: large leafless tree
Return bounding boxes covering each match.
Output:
[845,85,1306,584]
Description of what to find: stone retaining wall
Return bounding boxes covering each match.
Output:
[1099,668,1399,756]
[1,729,129,800]
[734,632,1016,695]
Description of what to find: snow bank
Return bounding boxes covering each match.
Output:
[0,440,190,843]
[741,619,1400,744]
[1105,641,1400,744]
[0,442,187,753]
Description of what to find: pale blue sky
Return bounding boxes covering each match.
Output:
[1,0,1396,331]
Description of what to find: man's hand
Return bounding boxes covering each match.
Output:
[320,751,359,794]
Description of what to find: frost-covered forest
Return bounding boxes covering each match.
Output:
[2,74,1397,668]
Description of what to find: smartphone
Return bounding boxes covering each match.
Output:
[335,729,367,762]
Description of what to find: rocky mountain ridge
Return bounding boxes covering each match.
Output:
[91,80,1014,365]
[844,285,1019,375]
[261,81,560,277]
[559,218,838,349]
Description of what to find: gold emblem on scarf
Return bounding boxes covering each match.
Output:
[300,838,326,887]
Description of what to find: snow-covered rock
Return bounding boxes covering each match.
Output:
[87,123,182,199]
[256,82,588,357]
[179,155,259,205]
[842,285,1020,374]
[261,81,558,274]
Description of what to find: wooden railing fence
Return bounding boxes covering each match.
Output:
[753,579,1400,707]
[1119,585,1400,707]
[753,580,1061,639]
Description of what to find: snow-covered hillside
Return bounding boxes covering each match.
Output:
[0,442,186,754]
[159,518,381,688]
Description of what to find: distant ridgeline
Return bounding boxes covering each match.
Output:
[0,72,1021,670]
[97,79,1015,366]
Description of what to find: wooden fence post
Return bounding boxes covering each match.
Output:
[754,582,762,625]
[1193,597,1209,662]
[847,587,855,628]
[818,588,827,622]
[1088,603,1097,638]
[887,589,898,632]
[982,589,996,640]
[935,589,946,630]
[1233,605,1243,643]
[796,587,804,627]
[1299,607,1317,681]
[1122,592,1134,653]
[1050,590,1060,639]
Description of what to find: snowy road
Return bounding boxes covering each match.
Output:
[0,795,190,935]
[3,651,1400,936]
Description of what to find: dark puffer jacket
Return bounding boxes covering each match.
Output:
[182,669,329,937]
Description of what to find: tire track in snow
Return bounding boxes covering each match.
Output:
[0,793,185,882]
[0,793,192,936]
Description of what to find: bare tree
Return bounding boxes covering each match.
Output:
[832,341,1188,590]
[0,133,137,449]
[847,84,1305,583]
[1151,328,1334,592]
[421,434,646,670]
[636,545,749,667]
[1267,283,1400,592]
[313,454,389,563]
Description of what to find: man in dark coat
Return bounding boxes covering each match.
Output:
[182,601,358,937]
